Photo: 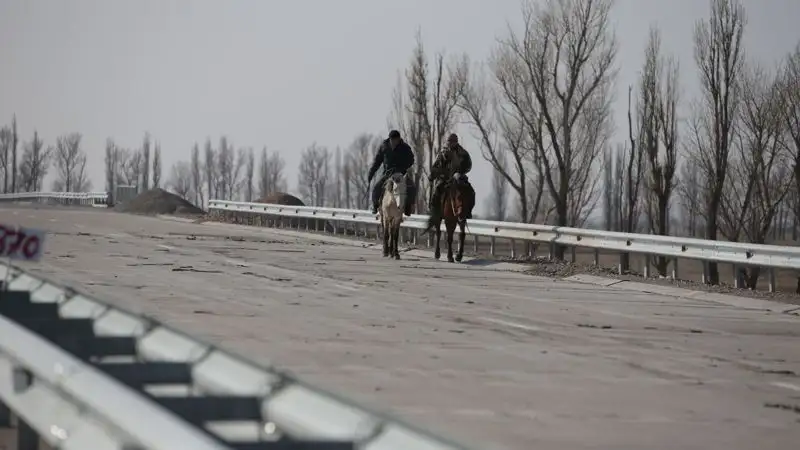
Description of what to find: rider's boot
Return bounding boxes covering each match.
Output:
[404,201,413,216]
[371,202,379,214]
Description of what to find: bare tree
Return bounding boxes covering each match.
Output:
[19,131,52,192]
[723,65,792,288]
[298,143,330,207]
[617,26,680,274]
[10,115,18,193]
[621,87,646,237]
[217,136,232,199]
[117,148,142,188]
[690,0,746,284]
[489,0,617,257]
[168,161,193,200]
[390,31,462,212]
[215,137,244,200]
[642,27,680,275]
[332,146,343,207]
[152,142,162,188]
[140,133,151,191]
[678,160,705,237]
[488,149,510,220]
[190,143,204,207]
[230,147,246,200]
[0,126,11,193]
[105,139,119,195]
[342,154,352,208]
[346,133,379,209]
[603,145,624,231]
[243,147,255,202]
[257,147,287,199]
[783,44,800,242]
[53,133,90,192]
[258,147,269,199]
[204,138,217,200]
[456,58,542,224]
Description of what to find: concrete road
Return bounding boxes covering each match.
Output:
[2,205,799,450]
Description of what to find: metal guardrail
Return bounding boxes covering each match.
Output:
[0,191,110,207]
[207,200,800,292]
[0,261,467,450]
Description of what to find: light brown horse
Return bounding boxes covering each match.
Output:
[428,178,475,262]
[379,172,409,260]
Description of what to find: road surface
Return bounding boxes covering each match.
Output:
[2,205,799,450]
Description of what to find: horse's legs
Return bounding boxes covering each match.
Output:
[381,216,390,257]
[445,219,456,263]
[455,219,466,262]
[433,221,442,260]
[392,224,401,259]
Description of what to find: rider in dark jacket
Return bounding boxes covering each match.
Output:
[368,130,416,215]
[429,133,475,219]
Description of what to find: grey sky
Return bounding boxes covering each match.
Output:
[2,0,798,213]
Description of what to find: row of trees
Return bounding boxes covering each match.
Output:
[104,133,164,198]
[165,138,286,207]
[380,0,799,288]
[0,116,93,193]
[163,132,381,211]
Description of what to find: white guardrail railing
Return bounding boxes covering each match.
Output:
[208,199,800,292]
[0,261,468,450]
[0,191,110,207]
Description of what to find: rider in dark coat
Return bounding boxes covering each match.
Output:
[368,130,416,215]
[428,133,475,219]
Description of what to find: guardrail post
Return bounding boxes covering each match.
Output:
[489,237,496,257]
[733,265,742,289]
[643,255,650,278]
[510,240,516,259]
[671,258,679,279]
[768,268,776,293]
[473,236,478,253]
[593,249,600,265]
[570,246,576,263]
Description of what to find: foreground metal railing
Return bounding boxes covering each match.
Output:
[0,261,466,450]
[207,199,800,292]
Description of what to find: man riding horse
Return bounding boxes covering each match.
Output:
[368,130,416,216]
[423,133,475,233]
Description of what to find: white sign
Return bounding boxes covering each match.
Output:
[0,223,46,261]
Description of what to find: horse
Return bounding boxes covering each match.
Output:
[427,177,475,263]
[379,172,409,260]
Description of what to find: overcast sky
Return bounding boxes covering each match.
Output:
[1,0,798,214]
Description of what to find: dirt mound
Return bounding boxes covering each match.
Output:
[116,188,205,216]
[256,192,305,206]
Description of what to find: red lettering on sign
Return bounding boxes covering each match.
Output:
[22,235,40,259]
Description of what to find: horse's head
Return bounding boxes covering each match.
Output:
[388,172,407,193]
[384,172,407,208]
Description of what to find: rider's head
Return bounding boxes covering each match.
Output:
[446,133,459,150]
[388,130,401,149]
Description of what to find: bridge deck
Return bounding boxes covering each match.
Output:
[2,205,799,450]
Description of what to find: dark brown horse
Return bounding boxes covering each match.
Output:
[426,179,475,262]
